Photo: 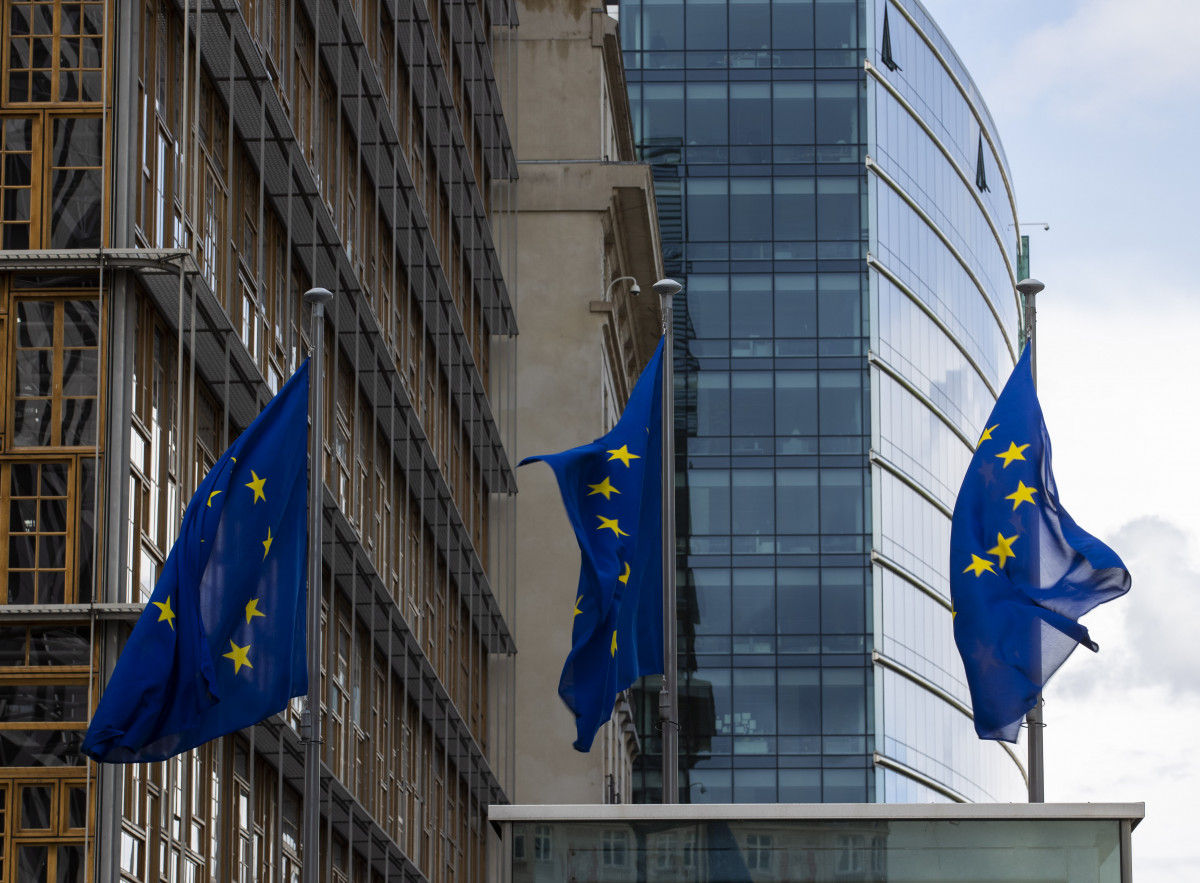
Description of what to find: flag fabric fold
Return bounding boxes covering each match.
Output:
[950,346,1131,742]
[84,361,311,763]
[521,338,665,752]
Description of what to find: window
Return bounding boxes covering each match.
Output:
[7,0,105,104]
[533,825,552,862]
[745,833,772,870]
[880,7,901,72]
[0,624,90,765]
[0,119,35,248]
[601,830,628,867]
[12,297,100,447]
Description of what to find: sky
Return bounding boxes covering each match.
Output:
[917,1,1200,880]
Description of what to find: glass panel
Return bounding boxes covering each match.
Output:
[731,470,773,535]
[774,275,816,337]
[16,351,52,395]
[17,301,54,347]
[14,400,51,445]
[0,626,26,664]
[8,571,35,604]
[819,469,862,533]
[776,373,817,438]
[779,768,820,800]
[731,570,773,636]
[685,0,726,50]
[776,568,818,634]
[30,626,89,665]
[773,83,814,144]
[690,569,730,635]
[57,845,85,883]
[687,179,729,240]
[63,300,99,346]
[18,844,48,883]
[694,372,729,436]
[687,470,729,534]
[773,178,815,240]
[819,370,862,434]
[730,373,772,437]
[10,535,36,567]
[822,667,865,734]
[20,785,52,828]
[686,83,727,145]
[776,469,818,533]
[729,179,770,241]
[822,568,864,634]
[685,275,729,338]
[61,396,97,444]
[729,83,769,145]
[773,0,813,48]
[778,669,819,733]
[818,273,861,336]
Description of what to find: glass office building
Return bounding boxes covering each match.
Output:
[618,0,1028,803]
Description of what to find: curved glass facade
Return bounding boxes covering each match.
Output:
[621,0,1026,803]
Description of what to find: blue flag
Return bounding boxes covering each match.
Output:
[83,362,311,762]
[950,346,1130,742]
[521,338,665,752]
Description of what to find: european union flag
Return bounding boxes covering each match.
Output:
[521,338,665,752]
[83,362,311,762]
[950,346,1130,742]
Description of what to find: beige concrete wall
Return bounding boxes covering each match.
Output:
[510,0,662,806]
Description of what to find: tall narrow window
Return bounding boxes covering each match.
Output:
[13,298,100,447]
[880,7,901,72]
[50,116,102,247]
[1,119,36,249]
[7,0,105,103]
[2,461,71,604]
[976,132,990,192]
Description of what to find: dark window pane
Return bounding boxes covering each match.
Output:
[4,223,30,249]
[818,370,862,434]
[776,569,818,633]
[731,470,773,534]
[40,463,68,494]
[10,498,38,531]
[773,178,815,240]
[730,83,769,145]
[62,350,98,395]
[776,469,818,533]
[53,117,103,165]
[4,185,31,220]
[51,169,103,247]
[0,626,26,664]
[10,535,36,568]
[822,569,864,634]
[0,728,85,766]
[40,498,66,532]
[774,275,816,337]
[67,786,88,828]
[80,70,102,101]
[691,570,731,635]
[642,84,684,142]
[773,0,813,48]
[9,70,29,102]
[694,372,729,436]
[686,0,726,50]
[17,301,54,346]
[814,0,856,49]
[819,470,862,533]
[61,397,97,445]
[16,351,51,395]
[823,768,865,802]
[32,70,53,100]
[818,273,861,336]
[11,463,37,495]
[6,152,33,186]
[731,571,773,635]
[11,5,31,35]
[687,179,728,240]
[62,4,81,34]
[686,276,729,337]
[773,83,814,144]
[733,670,775,733]
[822,668,865,734]
[32,36,52,67]
[688,470,730,534]
[778,669,819,733]
[644,0,684,51]
[8,571,35,604]
[21,785,52,828]
[729,179,771,241]
[731,373,772,436]
[686,83,726,145]
[816,177,859,240]
[63,300,99,345]
[730,276,772,337]
[19,844,49,883]
[815,81,858,143]
[29,626,89,665]
[38,533,65,568]
[38,570,65,603]
[729,0,769,50]
[58,845,85,883]
[776,374,817,437]
[780,768,820,801]
[76,458,97,603]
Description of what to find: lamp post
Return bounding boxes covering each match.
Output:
[653,277,681,804]
[1015,276,1045,804]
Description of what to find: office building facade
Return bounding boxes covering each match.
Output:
[0,0,519,879]
[616,0,1028,803]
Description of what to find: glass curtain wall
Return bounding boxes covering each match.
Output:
[621,0,873,804]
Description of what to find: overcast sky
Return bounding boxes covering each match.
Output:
[917,1,1200,879]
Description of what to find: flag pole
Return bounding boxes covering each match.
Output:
[1016,276,1045,803]
[653,278,682,804]
[302,287,333,881]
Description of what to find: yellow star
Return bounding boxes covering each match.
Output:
[978,424,999,444]
[988,532,1018,568]
[245,598,266,624]
[995,441,1030,468]
[1006,480,1038,510]
[596,515,628,536]
[207,490,222,507]
[153,596,176,630]
[245,470,266,503]
[223,640,253,674]
[618,562,630,585]
[951,606,957,620]
[574,595,583,617]
[606,445,639,467]
[262,526,274,560]
[963,554,995,577]
[587,476,621,500]
[610,630,617,657]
